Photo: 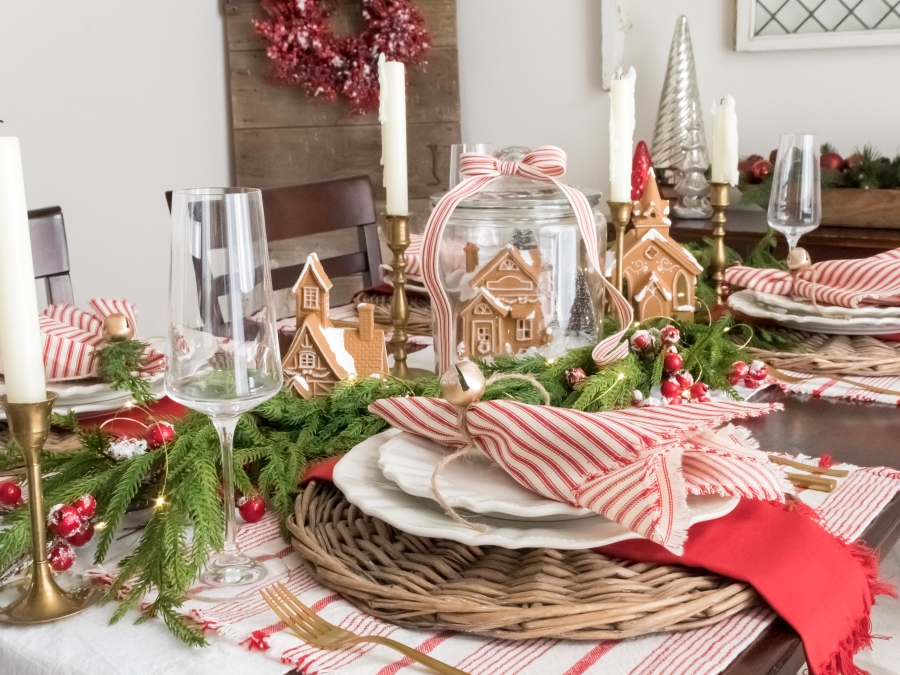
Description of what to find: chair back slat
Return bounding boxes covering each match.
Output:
[29,206,74,306]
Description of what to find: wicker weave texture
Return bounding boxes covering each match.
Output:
[749,331,900,377]
[288,482,762,640]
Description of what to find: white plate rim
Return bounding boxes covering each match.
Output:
[334,430,739,550]
[377,432,593,519]
[729,290,900,335]
[751,290,900,319]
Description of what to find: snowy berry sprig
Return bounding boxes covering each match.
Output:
[630,325,711,406]
[727,360,770,390]
[47,494,99,572]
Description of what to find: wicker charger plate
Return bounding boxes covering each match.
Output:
[287,481,762,640]
[747,330,900,377]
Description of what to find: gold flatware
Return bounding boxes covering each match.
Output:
[783,471,836,492]
[260,583,470,675]
[768,454,849,478]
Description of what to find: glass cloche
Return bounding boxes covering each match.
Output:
[430,146,607,362]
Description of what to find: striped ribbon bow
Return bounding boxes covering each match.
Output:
[370,396,788,553]
[421,146,634,374]
[725,248,900,308]
[28,299,164,381]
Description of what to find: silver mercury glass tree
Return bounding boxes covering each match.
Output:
[651,15,708,186]
[672,101,713,219]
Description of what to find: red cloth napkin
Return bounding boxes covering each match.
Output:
[725,249,900,308]
[77,397,187,435]
[301,460,892,675]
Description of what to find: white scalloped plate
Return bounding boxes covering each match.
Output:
[378,432,593,520]
[728,290,900,335]
[334,430,739,550]
[751,291,900,319]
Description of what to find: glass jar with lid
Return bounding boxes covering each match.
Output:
[430,146,607,363]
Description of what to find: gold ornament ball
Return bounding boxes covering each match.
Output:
[787,246,812,273]
[440,360,486,407]
[102,312,135,341]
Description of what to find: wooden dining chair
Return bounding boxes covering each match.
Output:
[29,206,74,306]
[164,175,382,291]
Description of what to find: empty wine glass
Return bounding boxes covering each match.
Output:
[166,188,283,587]
[449,143,493,189]
[768,133,821,256]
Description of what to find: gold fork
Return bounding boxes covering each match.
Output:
[260,583,470,675]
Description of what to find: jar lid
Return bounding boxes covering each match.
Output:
[431,146,602,222]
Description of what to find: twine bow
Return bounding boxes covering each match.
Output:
[421,146,634,374]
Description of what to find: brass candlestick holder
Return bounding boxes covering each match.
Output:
[708,182,730,305]
[607,201,633,294]
[0,393,98,624]
[384,214,432,380]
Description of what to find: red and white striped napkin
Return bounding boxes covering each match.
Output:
[724,249,900,309]
[3,299,165,382]
[369,398,788,553]
[774,370,900,406]
[158,457,900,675]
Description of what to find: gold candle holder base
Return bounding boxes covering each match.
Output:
[0,394,99,624]
[607,201,633,294]
[384,214,432,380]
[708,183,730,306]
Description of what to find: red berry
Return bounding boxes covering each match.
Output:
[675,371,694,389]
[238,496,266,523]
[48,542,75,572]
[145,422,176,449]
[663,352,683,373]
[660,326,680,345]
[665,395,683,406]
[660,379,680,399]
[747,159,772,184]
[72,494,96,519]
[729,361,749,377]
[697,395,712,403]
[743,377,763,390]
[689,382,710,400]
[49,505,82,538]
[747,360,769,381]
[630,330,652,352]
[66,522,95,547]
[566,367,587,386]
[0,481,22,506]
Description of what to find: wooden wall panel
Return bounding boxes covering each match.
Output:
[224,0,461,233]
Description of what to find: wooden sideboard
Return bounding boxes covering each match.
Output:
[647,208,900,261]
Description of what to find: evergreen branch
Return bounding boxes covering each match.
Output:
[94,338,156,404]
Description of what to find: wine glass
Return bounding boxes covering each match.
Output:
[768,133,821,258]
[166,188,283,587]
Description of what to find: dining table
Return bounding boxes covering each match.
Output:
[1,344,899,675]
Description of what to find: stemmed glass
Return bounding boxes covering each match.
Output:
[768,133,821,255]
[166,188,283,587]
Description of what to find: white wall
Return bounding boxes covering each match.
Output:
[458,0,900,195]
[0,1,230,336]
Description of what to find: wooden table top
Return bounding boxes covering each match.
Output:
[722,388,900,675]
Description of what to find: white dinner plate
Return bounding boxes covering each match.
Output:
[728,290,900,335]
[751,290,900,319]
[378,432,593,520]
[334,430,739,550]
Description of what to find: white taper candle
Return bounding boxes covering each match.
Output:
[609,67,636,203]
[710,95,739,186]
[378,54,409,215]
[0,138,47,403]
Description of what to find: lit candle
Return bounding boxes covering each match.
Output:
[609,67,636,203]
[710,95,739,185]
[0,138,46,403]
[378,54,409,216]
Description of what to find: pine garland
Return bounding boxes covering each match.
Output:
[94,337,157,404]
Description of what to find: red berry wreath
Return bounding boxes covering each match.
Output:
[255,0,431,114]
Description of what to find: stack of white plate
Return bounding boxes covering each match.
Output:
[729,289,900,335]
[0,374,164,420]
[333,429,738,550]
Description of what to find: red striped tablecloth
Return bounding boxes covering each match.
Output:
[775,371,900,406]
[136,458,900,675]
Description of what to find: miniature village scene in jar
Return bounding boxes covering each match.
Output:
[433,147,608,362]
